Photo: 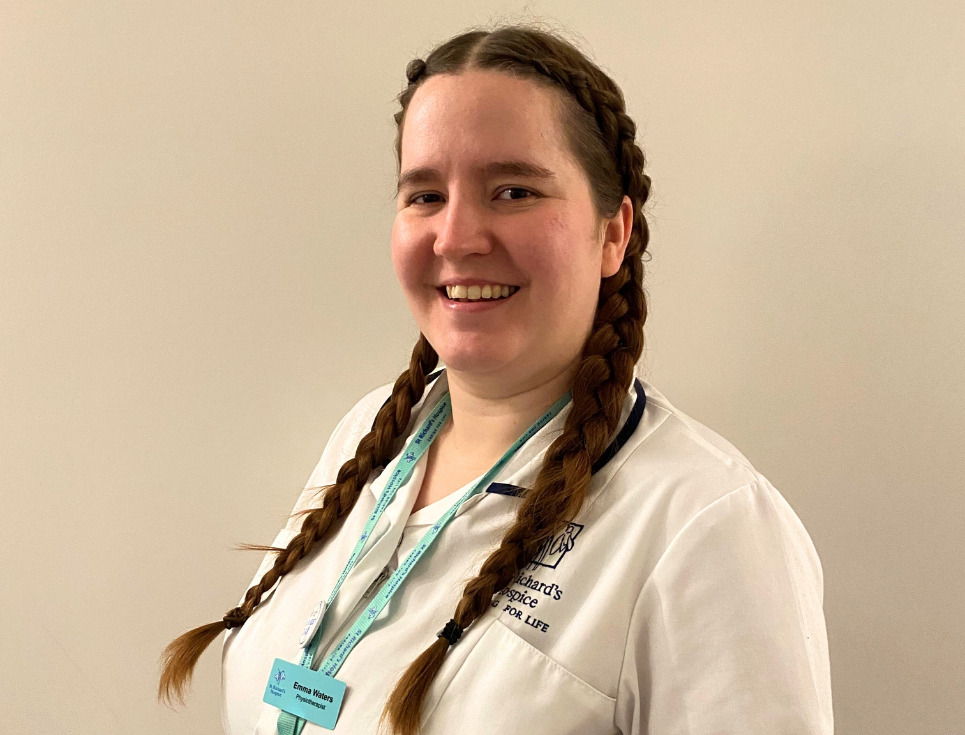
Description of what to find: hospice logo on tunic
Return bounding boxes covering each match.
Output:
[529,522,583,569]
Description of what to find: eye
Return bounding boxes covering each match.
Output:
[495,187,536,201]
[408,192,444,206]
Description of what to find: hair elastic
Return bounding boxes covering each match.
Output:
[406,58,427,84]
[436,619,463,646]
[223,606,248,629]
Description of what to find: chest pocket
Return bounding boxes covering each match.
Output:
[423,619,617,735]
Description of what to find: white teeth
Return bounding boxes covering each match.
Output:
[444,284,517,301]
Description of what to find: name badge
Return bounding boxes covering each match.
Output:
[264,658,346,730]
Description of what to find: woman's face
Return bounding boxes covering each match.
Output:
[392,70,628,391]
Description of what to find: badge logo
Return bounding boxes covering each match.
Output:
[529,522,584,570]
[274,668,287,685]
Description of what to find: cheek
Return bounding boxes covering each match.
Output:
[390,218,422,289]
[509,214,570,277]
[537,218,603,298]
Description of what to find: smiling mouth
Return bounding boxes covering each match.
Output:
[441,284,520,302]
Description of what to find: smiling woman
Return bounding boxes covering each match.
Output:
[391,69,631,400]
[159,24,832,735]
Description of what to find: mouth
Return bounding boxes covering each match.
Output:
[439,284,521,303]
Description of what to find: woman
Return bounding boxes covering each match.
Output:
[160,25,832,735]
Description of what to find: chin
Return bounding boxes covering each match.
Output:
[423,328,508,368]
[427,339,517,377]
[436,352,513,377]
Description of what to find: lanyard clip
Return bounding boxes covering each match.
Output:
[299,600,327,648]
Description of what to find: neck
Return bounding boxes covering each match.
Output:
[441,360,578,461]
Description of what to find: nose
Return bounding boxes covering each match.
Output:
[432,192,493,259]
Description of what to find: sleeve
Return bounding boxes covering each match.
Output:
[614,480,833,735]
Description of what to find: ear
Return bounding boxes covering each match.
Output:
[600,195,633,278]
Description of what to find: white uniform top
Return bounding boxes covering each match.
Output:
[222,371,833,734]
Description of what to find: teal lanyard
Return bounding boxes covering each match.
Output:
[277,389,570,734]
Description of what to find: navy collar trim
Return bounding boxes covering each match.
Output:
[591,378,647,474]
[487,378,647,497]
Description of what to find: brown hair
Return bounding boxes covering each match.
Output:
[159,24,650,734]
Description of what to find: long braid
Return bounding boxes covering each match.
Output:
[158,335,438,704]
[383,28,651,735]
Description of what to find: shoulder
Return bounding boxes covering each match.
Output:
[307,382,395,477]
[597,380,822,585]
[288,370,448,523]
[602,381,758,515]
[287,381,396,521]
[601,386,829,725]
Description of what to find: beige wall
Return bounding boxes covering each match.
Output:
[2,2,963,733]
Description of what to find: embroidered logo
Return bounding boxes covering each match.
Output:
[529,522,584,570]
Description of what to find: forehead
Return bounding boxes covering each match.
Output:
[399,70,574,172]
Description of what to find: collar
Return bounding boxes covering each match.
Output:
[487,378,647,497]
[366,368,646,504]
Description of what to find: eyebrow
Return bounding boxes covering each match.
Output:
[396,160,557,194]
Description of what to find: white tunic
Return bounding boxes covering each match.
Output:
[222,371,833,734]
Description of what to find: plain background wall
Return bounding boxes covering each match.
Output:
[2,1,963,733]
